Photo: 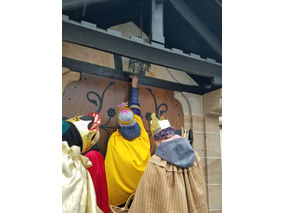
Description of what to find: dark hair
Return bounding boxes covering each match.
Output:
[62,121,83,148]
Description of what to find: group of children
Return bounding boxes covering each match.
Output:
[62,76,208,213]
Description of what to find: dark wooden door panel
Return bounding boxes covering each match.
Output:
[63,73,184,155]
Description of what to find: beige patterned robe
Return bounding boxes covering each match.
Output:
[129,152,208,213]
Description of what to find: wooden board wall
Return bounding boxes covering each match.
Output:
[62,73,184,155]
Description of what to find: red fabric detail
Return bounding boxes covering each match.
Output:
[84,150,110,213]
[88,112,102,131]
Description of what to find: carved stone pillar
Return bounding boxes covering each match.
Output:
[174,89,222,213]
[174,91,206,161]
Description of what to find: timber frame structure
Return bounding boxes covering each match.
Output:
[62,0,222,94]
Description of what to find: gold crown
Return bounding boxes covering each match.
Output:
[150,113,171,135]
[117,102,130,112]
[67,112,101,153]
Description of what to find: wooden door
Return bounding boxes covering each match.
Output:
[63,73,184,155]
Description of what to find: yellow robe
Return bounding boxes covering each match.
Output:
[105,114,151,206]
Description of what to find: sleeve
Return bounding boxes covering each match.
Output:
[129,87,143,119]
[62,119,70,135]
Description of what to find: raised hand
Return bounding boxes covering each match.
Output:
[129,75,138,88]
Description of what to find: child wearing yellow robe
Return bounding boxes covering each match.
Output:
[105,76,151,206]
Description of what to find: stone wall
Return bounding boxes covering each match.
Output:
[175,89,222,212]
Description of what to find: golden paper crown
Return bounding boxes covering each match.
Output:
[117,102,130,113]
[150,113,171,135]
[67,112,101,153]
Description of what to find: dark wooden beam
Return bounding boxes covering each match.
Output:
[169,0,222,56]
[63,0,118,10]
[62,57,220,95]
[62,16,222,85]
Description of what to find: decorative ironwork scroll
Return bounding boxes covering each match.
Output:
[144,87,186,140]
[100,108,117,137]
[86,81,115,113]
[145,88,169,135]
[86,82,118,151]
[145,88,168,119]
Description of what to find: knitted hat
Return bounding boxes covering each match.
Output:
[117,102,141,140]
[117,102,136,127]
[64,112,102,153]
